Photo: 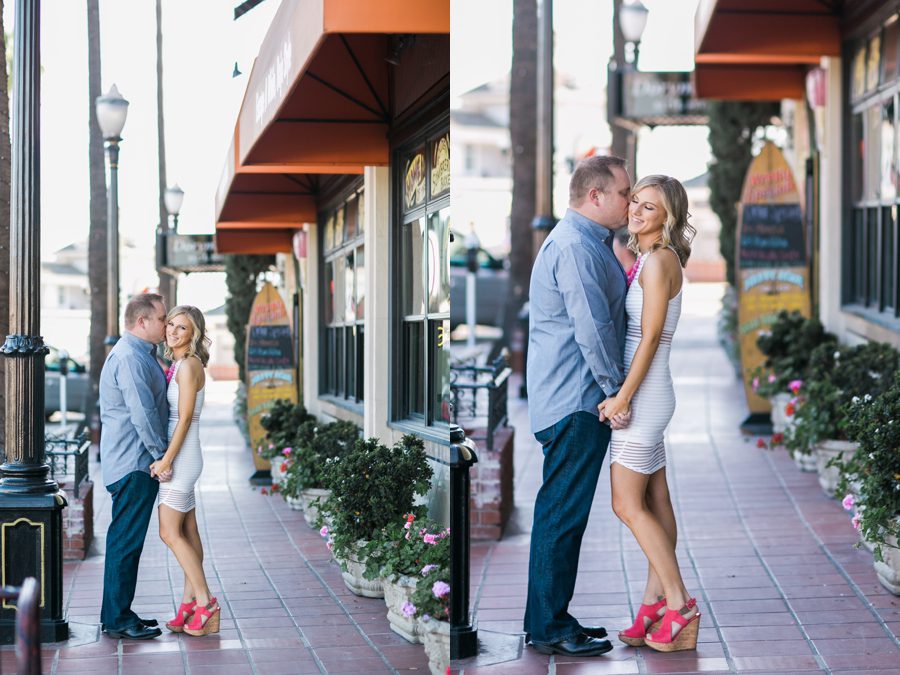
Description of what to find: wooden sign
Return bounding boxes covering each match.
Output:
[246,282,297,477]
[737,141,811,417]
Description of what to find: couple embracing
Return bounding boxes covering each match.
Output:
[98,294,218,639]
[525,156,699,657]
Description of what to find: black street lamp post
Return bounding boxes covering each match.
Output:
[449,425,479,660]
[95,85,129,347]
[0,0,69,644]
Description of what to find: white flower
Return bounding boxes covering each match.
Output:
[834,351,841,359]
[864,394,873,402]
[851,396,860,405]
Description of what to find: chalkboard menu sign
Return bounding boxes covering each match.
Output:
[739,204,806,268]
[247,325,294,371]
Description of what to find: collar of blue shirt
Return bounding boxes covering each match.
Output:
[122,331,159,357]
[564,208,615,249]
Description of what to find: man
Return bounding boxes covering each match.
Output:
[524,156,632,657]
[99,294,170,640]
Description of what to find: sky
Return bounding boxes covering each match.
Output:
[4,0,278,310]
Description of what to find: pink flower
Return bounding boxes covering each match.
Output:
[851,513,862,530]
[767,374,776,383]
[421,564,438,576]
[401,601,417,618]
[282,447,292,456]
[789,379,803,394]
[751,376,759,392]
[756,438,766,449]
[319,526,329,537]
[785,402,795,417]
[256,446,262,455]
[268,444,274,449]
[424,534,437,545]
[432,581,450,598]
[842,494,855,511]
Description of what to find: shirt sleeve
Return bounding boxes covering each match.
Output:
[115,355,167,459]
[555,244,625,396]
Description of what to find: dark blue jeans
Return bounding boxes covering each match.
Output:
[100,471,159,631]
[524,411,611,644]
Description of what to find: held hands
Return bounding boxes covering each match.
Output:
[598,396,632,430]
[150,459,173,483]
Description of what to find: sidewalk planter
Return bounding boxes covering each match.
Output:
[814,439,858,497]
[792,449,817,472]
[874,526,900,596]
[336,542,384,598]
[270,456,288,488]
[770,393,792,434]
[285,494,304,511]
[381,575,421,643]
[300,488,331,528]
[418,619,450,675]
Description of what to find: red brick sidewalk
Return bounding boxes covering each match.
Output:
[456,284,900,674]
[1,381,430,674]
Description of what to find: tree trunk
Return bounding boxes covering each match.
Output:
[508,0,538,326]
[156,0,175,308]
[87,0,108,431]
[610,1,628,162]
[0,1,11,458]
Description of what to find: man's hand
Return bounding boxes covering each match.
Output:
[599,396,632,431]
[150,459,173,482]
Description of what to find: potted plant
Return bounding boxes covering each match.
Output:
[259,399,314,484]
[405,565,450,675]
[359,514,450,643]
[836,371,900,594]
[318,435,433,598]
[293,420,359,526]
[751,311,836,435]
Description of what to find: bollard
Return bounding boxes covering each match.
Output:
[16,578,40,675]
[450,424,478,660]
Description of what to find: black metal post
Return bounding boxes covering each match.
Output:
[450,425,478,660]
[0,0,69,644]
[531,0,555,238]
[104,139,120,347]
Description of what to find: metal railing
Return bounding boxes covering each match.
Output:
[0,578,41,674]
[44,431,90,499]
[449,352,511,452]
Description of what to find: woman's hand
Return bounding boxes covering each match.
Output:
[598,396,631,428]
[150,459,173,482]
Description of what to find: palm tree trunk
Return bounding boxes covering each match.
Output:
[87,0,108,434]
[0,1,11,458]
[156,0,175,308]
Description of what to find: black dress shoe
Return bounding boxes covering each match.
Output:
[103,623,162,640]
[582,625,608,639]
[139,617,159,627]
[531,632,613,656]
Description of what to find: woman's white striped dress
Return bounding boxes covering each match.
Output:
[609,250,682,474]
[158,358,205,512]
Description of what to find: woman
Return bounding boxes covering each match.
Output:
[596,175,699,652]
[149,305,219,637]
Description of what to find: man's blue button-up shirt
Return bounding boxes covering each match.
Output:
[99,332,169,487]
[526,209,628,434]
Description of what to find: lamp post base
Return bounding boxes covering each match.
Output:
[0,491,69,645]
[451,618,478,660]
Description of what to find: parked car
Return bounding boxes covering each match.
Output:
[449,232,510,329]
[45,347,91,418]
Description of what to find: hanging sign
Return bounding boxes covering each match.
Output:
[736,141,811,417]
[246,282,297,476]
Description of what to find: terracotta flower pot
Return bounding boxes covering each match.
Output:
[381,575,421,643]
[418,618,450,675]
[814,439,858,497]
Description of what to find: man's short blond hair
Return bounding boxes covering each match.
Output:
[124,293,164,329]
[569,155,627,205]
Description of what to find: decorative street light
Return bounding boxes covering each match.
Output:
[95,84,129,346]
[619,0,649,64]
[164,184,184,231]
[0,0,69,643]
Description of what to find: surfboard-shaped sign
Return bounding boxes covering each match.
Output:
[246,282,297,479]
[736,141,811,418]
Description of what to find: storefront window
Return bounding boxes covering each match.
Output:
[395,125,451,429]
[865,105,881,202]
[867,34,882,92]
[321,186,365,405]
[852,43,867,100]
[882,100,897,201]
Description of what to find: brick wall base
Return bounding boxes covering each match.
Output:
[467,426,514,541]
[63,480,94,561]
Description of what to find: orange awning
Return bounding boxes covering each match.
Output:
[693,0,839,100]
[215,0,449,254]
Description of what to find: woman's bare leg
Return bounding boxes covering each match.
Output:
[178,508,205,604]
[640,470,680,604]
[158,504,212,607]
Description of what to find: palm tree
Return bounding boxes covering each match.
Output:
[87,0,108,433]
[0,3,11,457]
[508,0,538,329]
[156,0,175,308]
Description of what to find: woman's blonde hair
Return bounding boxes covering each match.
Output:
[627,174,696,267]
[164,305,211,366]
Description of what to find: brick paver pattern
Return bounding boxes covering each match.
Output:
[1,381,429,674]
[457,284,900,674]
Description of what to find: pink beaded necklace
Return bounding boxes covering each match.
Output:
[626,253,646,288]
[166,361,178,384]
